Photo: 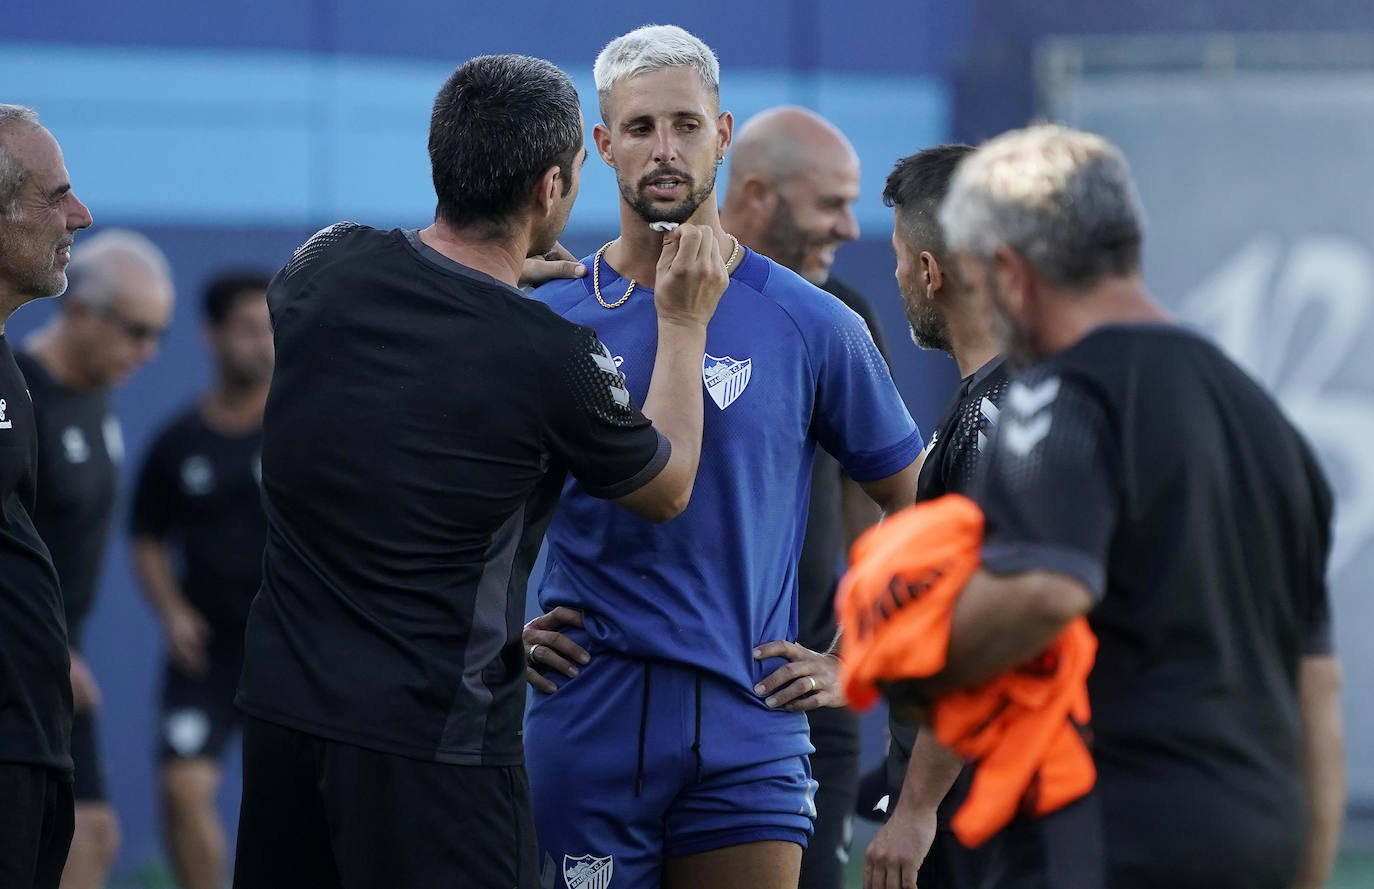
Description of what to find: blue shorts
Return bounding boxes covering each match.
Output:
[525,650,816,889]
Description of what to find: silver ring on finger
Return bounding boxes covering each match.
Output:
[527,644,543,667]
[806,675,817,693]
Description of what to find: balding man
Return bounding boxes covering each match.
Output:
[0,103,94,889]
[720,106,886,889]
[19,229,174,889]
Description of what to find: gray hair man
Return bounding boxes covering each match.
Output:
[0,102,93,889]
[19,228,173,889]
[877,124,1345,889]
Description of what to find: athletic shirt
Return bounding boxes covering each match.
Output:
[888,356,1010,814]
[0,336,71,771]
[795,276,890,655]
[237,225,667,765]
[534,249,923,693]
[14,351,120,650]
[975,325,1333,886]
[129,406,266,637]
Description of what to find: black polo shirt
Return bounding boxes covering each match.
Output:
[15,351,119,651]
[977,324,1333,888]
[0,336,71,771]
[237,224,668,766]
[130,406,266,639]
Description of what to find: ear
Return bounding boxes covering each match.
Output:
[532,164,560,220]
[918,251,944,299]
[715,109,733,161]
[739,175,775,212]
[593,122,615,168]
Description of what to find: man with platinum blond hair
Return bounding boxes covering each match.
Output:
[523,25,922,889]
[876,124,1345,889]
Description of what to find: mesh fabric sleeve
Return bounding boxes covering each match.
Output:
[542,325,669,500]
[976,372,1120,600]
[809,300,923,482]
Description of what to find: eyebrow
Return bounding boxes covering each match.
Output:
[623,110,705,126]
[46,183,72,202]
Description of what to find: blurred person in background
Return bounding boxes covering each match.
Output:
[880,123,1345,889]
[19,228,175,889]
[522,26,921,889]
[0,102,93,889]
[862,144,1018,889]
[129,271,271,889]
[717,105,884,889]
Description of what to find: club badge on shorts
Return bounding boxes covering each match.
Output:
[702,353,752,410]
[562,854,613,889]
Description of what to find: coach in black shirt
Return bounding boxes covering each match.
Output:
[0,104,94,889]
[19,229,174,889]
[882,124,1345,889]
[232,55,728,889]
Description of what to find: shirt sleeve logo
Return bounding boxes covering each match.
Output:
[1003,377,1060,458]
[702,353,752,410]
[588,341,631,409]
[0,398,10,430]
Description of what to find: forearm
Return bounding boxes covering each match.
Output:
[941,570,1087,689]
[638,317,709,501]
[894,729,964,816]
[131,538,189,621]
[1294,655,1345,889]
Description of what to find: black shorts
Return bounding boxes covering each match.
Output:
[158,646,243,762]
[233,715,539,889]
[799,707,860,889]
[70,712,107,802]
[0,763,75,889]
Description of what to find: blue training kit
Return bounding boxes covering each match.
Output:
[527,248,922,888]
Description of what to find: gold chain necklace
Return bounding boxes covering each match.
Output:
[593,234,741,309]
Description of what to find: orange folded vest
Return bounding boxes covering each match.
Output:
[836,494,1097,847]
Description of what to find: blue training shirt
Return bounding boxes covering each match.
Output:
[533,247,922,691]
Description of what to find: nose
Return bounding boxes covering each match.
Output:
[652,123,676,164]
[69,193,93,231]
[835,206,860,243]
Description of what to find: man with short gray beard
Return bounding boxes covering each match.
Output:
[877,124,1344,889]
[0,103,94,889]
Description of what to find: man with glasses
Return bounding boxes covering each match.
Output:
[130,271,273,889]
[17,228,173,889]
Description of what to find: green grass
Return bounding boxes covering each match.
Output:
[108,846,1374,887]
[840,846,1374,889]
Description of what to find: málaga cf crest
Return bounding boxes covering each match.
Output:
[563,854,613,889]
[702,353,752,410]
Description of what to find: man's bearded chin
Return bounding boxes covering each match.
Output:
[620,168,718,225]
[907,300,952,354]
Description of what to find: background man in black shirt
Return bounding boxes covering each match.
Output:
[882,124,1346,889]
[718,105,884,889]
[0,103,93,889]
[18,228,174,889]
[130,271,271,889]
[863,143,1010,889]
[232,54,727,889]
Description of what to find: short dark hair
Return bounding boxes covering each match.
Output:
[428,55,583,234]
[203,270,270,325]
[883,144,975,253]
